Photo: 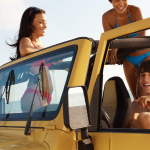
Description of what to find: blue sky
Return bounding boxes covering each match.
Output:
[1,0,150,66]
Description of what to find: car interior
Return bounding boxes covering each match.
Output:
[87,35,150,131]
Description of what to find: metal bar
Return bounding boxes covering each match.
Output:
[0,126,44,130]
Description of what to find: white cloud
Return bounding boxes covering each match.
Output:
[0,0,26,30]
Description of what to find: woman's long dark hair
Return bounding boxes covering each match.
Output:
[8,7,45,60]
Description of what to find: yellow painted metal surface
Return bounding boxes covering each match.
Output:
[89,132,110,150]
[67,39,92,87]
[1,16,150,150]
[88,17,150,103]
[89,132,150,150]
[42,105,75,150]
[109,133,150,150]
[0,121,50,149]
[87,17,150,150]
[101,17,150,40]
[88,36,107,104]
[1,38,92,71]
[0,38,92,149]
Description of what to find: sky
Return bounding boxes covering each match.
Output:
[1,0,150,66]
[1,0,150,100]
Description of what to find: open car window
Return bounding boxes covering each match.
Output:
[101,30,150,129]
[0,45,77,121]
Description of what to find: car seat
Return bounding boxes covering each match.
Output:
[102,77,131,128]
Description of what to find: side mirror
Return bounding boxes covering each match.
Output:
[63,86,91,130]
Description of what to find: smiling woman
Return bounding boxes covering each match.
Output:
[102,0,150,99]
[103,0,144,33]
[7,7,47,59]
[6,7,53,111]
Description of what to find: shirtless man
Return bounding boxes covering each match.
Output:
[125,59,150,129]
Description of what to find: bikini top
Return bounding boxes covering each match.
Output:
[30,40,51,68]
[31,40,38,48]
[115,8,138,39]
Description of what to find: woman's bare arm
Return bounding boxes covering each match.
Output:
[19,37,39,57]
[102,12,113,32]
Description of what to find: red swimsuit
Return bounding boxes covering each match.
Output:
[31,41,51,68]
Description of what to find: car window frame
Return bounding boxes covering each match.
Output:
[0,45,78,121]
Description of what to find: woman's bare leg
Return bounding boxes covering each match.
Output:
[137,112,150,129]
[123,59,138,99]
[123,55,150,99]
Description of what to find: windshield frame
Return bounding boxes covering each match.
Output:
[89,18,150,133]
[0,45,78,121]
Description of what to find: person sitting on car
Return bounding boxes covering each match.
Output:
[102,0,150,100]
[7,7,53,111]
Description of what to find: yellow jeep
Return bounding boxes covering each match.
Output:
[0,17,150,150]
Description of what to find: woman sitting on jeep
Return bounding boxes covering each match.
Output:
[102,0,150,99]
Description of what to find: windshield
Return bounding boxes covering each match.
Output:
[0,45,77,121]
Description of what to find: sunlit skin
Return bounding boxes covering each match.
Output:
[102,0,144,33]
[124,72,150,129]
[31,13,47,42]
[139,72,150,96]
[19,13,47,56]
[102,0,150,99]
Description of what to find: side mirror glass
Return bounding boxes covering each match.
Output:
[63,86,91,130]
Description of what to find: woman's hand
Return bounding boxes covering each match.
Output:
[107,48,118,65]
[135,96,150,110]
